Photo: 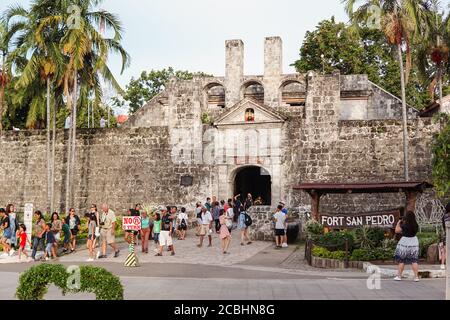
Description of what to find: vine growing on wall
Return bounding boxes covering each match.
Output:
[432,113,450,199]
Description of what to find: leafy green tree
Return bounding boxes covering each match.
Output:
[342,0,430,181]
[4,0,129,211]
[416,1,450,105]
[432,113,450,199]
[293,17,431,109]
[115,67,210,114]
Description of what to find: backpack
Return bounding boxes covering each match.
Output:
[180,218,187,229]
[244,212,253,227]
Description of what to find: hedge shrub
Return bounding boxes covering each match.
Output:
[350,248,394,261]
[16,264,123,300]
[316,230,354,251]
[311,246,346,260]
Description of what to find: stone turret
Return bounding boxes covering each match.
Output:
[225,39,244,107]
[263,37,283,107]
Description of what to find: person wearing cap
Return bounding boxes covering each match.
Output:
[98,204,120,259]
[439,202,450,270]
[156,207,175,256]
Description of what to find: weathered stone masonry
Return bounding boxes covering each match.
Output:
[0,37,442,241]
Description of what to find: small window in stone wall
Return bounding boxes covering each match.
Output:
[245,108,255,122]
[180,175,193,187]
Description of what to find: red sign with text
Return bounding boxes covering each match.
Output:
[122,216,142,231]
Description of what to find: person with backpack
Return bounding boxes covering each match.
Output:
[177,207,188,240]
[156,207,175,256]
[238,206,252,246]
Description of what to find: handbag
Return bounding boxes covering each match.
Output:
[95,227,101,237]
[225,218,233,229]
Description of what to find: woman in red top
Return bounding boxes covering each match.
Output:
[17,224,31,261]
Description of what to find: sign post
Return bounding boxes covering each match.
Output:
[122,216,141,267]
[319,210,400,229]
[23,203,34,251]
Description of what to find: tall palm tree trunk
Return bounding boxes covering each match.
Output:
[397,43,410,181]
[437,66,443,107]
[70,70,78,208]
[51,85,56,213]
[46,78,51,213]
[65,96,73,212]
[0,86,4,131]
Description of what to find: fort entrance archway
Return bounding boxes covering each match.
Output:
[233,166,271,205]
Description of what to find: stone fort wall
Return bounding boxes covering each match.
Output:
[0,127,211,215]
[0,115,439,216]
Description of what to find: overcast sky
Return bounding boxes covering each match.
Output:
[1,0,349,87]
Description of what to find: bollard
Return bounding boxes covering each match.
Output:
[446,221,449,300]
[124,234,139,267]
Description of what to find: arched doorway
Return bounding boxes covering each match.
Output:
[234,166,271,205]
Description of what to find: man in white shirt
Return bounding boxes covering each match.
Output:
[197,206,213,248]
[100,117,106,128]
[64,115,72,129]
[273,205,287,249]
[176,207,188,240]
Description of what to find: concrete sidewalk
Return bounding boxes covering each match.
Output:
[0,271,444,300]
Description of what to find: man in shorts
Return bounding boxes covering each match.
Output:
[156,208,175,256]
[198,206,213,248]
[98,204,120,259]
[273,205,287,249]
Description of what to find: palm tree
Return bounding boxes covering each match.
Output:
[5,0,68,212]
[343,0,430,181]
[416,1,449,106]
[0,20,9,131]
[36,0,129,209]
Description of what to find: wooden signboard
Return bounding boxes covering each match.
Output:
[320,210,400,229]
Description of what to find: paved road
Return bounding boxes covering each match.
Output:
[0,233,446,300]
[0,270,444,300]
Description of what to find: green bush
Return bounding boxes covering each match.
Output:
[350,248,394,261]
[311,246,346,260]
[329,250,347,260]
[381,238,397,251]
[354,226,386,249]
[419,236,439,258]
[316,230,354,251]
[16,264,123,300]
[304,220,324,240]
[312,246,331,258]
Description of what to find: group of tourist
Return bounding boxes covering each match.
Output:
[0,194,257,262]
[0,203,120,262]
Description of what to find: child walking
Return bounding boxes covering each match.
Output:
[17,224,31,261]
[44,223,57,261]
